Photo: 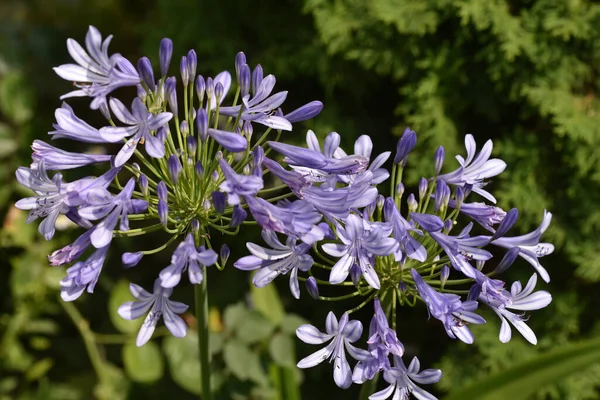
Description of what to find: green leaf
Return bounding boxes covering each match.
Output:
[108,280,143,334]
[122,342,164,383]
[163,334,201,395]
[223,340,268,386]
[269,333,296,368]
[0,71,34,124]
[24,358,53,382]
[280,314,308,334]
[250,283,285,325]
[444,337,600,400]
[235,311,275,344]
[223,302,247,333]
[0,123,17,158]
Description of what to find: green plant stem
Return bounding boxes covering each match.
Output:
[61,300,107,383]
[195,269,211,400]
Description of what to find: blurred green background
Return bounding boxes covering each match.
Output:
[1,0,600,399]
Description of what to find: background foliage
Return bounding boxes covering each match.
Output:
[0,0,599,399]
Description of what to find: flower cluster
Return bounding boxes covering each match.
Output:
[16,26,554,399]
[17,26,322,346]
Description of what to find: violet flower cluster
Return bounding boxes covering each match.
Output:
[16,26,555,399]
[16,26,322,346]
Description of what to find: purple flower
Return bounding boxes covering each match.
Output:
[60,246,109,301]
[334,134,391,186]
[50,103,108,143]
[393,127,417,165]
[32,140,112,170]
[284,100,323,123]
[296,312,371,389]
[448,199,506,232]
[207,128,248,153]
[383,198,427,262]
[369,355,442,400]
[322,214,398,289]
[234,231,313,299]
[438,134,506,203]
[474,273,551,344]
[78,178,148,248]
[491,210,554,283]
[53,26,140,110]
[99,97,171,166]
[220,74,292,130]
[411,269,485,344]
[353,299,404,383]
[48,229,94,266]
[159,233,218,287]
[245,197,324,244]
[218,159,263,205]
[118,279,188,346]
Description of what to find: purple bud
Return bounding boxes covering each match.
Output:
[165,77,178,116]
[365,201,375,219]
[203,199,211,211]
[139,174,148,196]
[434,180,450,212]
[195,161,204,176]
[187,136,198,156]
[158,199,168,226]
[220,244,230,265]
[251,64,263,95]
[494,247,520,274]
[440,265,450,287]
[137,85,147,102]
[443,218,453,231]
[350,264,361,287]
[239,64,251,97]
[376,194,385,210]
[418,178,428,201]
[212,191,226,214]
[394,127,417,165]
[211,170,219,182]
[205,77,214,99]
[122,252,143,268]
[235,52,246,81]
[180,56,189,86]
[187,50,197,85]
[159,38,173,77]
[396,183,405,199]
[196,75,205,103]
[157,181,168,202]
[434,146,445,175]
[318,222,335,240]
[215,82,224,103]
[398,281,407,292]
[492,208,518,240]
[455,186,464,208]
[306,276,319,299]
[191,219,200,231]
[197,108,208,142]
[284,101,324,123]
[230,204,247,228]
[99,102,111,120]
[168,155,182,184]
[216,151,223,161]
[180,120,189,136]
[137,57,156,91]
[243,165,250,175]
[243,121,253,139]
[407,193,417,212]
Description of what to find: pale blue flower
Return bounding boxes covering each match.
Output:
[369,355,442,400]
[218,158,263,205]
[159,233,218,287]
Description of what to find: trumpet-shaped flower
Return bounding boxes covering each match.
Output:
[159,233,218,287]
[369,356,442,400]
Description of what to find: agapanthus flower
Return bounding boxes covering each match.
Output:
[159,233,218,287]
[369,355,442,400]
[383,197,427,262]
[54,25,140,110]
[438,134,506,203]
[50,102,107,143]
[322,214,398,289]
[218,158,264,205]
[448,198,506,232]
[411,269,485,344]
[60,245,109,301]
[491,210,554,282]
[32,140,112,170]
[234,231,313,299]
[118,279,188,346]
[334,135,391,186]
[296,312,371,389]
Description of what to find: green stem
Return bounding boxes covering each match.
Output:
[195,271,212,400]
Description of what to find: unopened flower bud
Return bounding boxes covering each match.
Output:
[180,120,189,136]
[191,219,200,232]
[306,276,319,299]
[122,252,143,268]
[376,195,385,211]
[220,244,230,266]
[251,64,263,95]
[196,75,205,104]
[156,127,167,143]
[139,174,148,196]
[187,136,198,156]
[407,193,418,212]
[418,178,428,201]
[454,186,464,208]
[195,161,204,176]
[202,199,211,211]
[239,64,250,97]
[243,164,250,175]
[394,127,417,165]
[205,77,214,99]
[158,199,168,226]
[492,208,519,240]
[396,183,405,199]
[444,219,453,231]
[137,84,147,102]
[215,82,224,103]
[235,52,246,81]
[165,77,178,116]
[211,170,219,182]
[216,151,223,161]
[350,264,362,287]
[187,50,197,85]
[435,181,450,212]
[230,204,247,227]
[398,281,407,292]
[180,56,189,86]
[137,57,156,91]
[243,121,253,139]
[159,38,173,77]
[197,108,208,142]
[212,191,226,214]
[440,265,450,288]
[168,155,182,184]
[318,222,335,240]
[434,146,445,175]
[494,247,520,274]
[284,101,323,123]
[157,181,168,202]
